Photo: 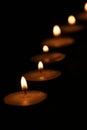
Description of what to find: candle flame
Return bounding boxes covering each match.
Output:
[84,2,87,12]
[43,45,49,52]
[21,76,28,91]
[53,25,61,37]
[68,15,76,25]
[38,61,43,70]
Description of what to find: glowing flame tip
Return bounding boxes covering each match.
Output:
[21,76,28,91]
[38,61,43,70]
[43,45,49,52]
[68,15,76,25]
[84,2,87,12]
[53,25,61,37]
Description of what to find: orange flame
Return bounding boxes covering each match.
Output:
[21,76,28,91]
[68,15,76,25]
[53,25,61,36]
[38,61,43,71]
[43,45,49,52]
[84,2,87,12]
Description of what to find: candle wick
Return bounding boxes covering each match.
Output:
[24,89,27,94]
[39,69,42,73]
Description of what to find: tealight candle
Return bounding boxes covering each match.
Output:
[77,2,87,21]
[41,25,75,48]
[23,61,61,81]
[31,45,66,63]
[3,76,47,106]
[60,15,84,33]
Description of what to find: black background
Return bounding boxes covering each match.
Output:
[0,0,87,129]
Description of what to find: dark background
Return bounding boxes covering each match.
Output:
[0,0,87,129]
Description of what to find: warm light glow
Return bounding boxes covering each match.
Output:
[21,76,28,91]
[53,25,61,36]
[43,45,49,52]
[38,61,43,71]
[84,2,87,12]
[68,15,76,25]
